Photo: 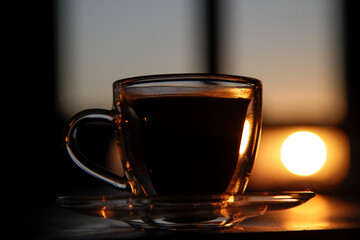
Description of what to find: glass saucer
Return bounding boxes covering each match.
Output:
[57,191,315,230]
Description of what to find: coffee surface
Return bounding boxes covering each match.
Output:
[125,96,250,195]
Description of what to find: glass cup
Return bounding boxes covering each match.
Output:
[66,74,262,197]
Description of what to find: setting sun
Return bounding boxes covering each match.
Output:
[281,131,327,176]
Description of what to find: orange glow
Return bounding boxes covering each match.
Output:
[248,126,350,191]
[277,195,360,230]
[227,195,235,203]
[281,131,327,176]
[101,206,107,218]
[240,120,250,154]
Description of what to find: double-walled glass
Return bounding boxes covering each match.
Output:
[66,74,262,197]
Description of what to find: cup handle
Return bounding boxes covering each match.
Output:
[65,109,128,189]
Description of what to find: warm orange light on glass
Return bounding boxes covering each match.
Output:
[281,131,327,176]
[240,120,250,154]
[101,206,107,218]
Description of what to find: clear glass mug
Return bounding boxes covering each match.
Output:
[65,74,262,197]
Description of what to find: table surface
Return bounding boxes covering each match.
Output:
[11,189,360,240]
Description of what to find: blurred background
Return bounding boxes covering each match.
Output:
[12,0,359,199]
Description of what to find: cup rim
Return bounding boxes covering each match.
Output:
[113,73,262,88]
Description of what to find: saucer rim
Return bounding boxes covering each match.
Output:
[58,190,315,201]
[57,190,315,208]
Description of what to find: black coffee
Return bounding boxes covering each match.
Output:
[123,95,250,195]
